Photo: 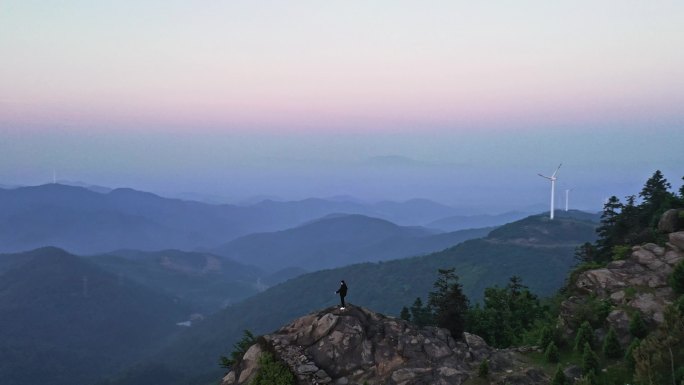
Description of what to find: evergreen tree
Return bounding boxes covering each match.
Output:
[399,306,411,322]
[409,297,432,327]
[551,366,566,385]
[629,312,648,339]
[428,268,469,339]
[640,170,673,210]
[575,242,597,264]
[596,196,623,260]
[545,341,560,363]
[574,321,594,352]
[539,325,555,349]
[220,330,256,368]
[581,342,600,376]
[602,327,622,359]
[680,176,684,200]
[670,260,684,295]
[625,337,640,370]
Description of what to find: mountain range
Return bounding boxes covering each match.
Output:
[213,214,493,272]
[0,184,520,255]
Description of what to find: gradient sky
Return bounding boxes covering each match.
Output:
[1,1,683,212]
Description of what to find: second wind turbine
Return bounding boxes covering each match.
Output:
[538,163,562,220]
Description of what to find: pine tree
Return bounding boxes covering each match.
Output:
[629,312,648,339]
[399,306,411,322]
[539,325,555,349]
[575,242,597,264]
[409,297,432,327]
[428,268,469,339]
[551,366,566,385]
[596,196,623,259]
[625,337,640,369]
[602,327,622,359]
[545,341,560,363]
[640,170,672,210]
[581,342,600,376]
[574,321,594,352]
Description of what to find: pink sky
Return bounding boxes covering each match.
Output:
[1,1,683,133]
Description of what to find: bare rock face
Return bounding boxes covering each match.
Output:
[222,305,547,385]
[561,230,684,343]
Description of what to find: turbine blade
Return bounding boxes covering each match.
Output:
[551,163,562,178]
[538,173,552,180]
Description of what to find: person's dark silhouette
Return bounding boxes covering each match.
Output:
[336,280,348,309]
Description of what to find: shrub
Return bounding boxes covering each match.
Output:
[478,359,489,378]
[574,321,594,352]
[581,342,600,375]
[539,325,555,349]
[545,341,560,363]
[624,337,640,369]
[551,366,566,385]
[629,312,648,339]
[249,352,295,385]
[670,260,684,295]
[602,327,623,359]
[611,245,631,261]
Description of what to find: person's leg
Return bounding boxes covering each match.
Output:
[341,295,345,308]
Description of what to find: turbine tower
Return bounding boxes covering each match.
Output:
[565,188,573,212]
[538,163,562,220]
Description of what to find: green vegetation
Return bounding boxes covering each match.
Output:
[545,342,560,363]
[670,260,684,295]
[429,268,470,339]
[602,327,622,359]
[467,276,545,347]
[593,170,683,262]
[249,352,295,385]
[478,359,489,378]
[551,366,566,385]
[219,330,256,369]
[581,342,599,375]
[629,312,648,339]
[574,321,595,352]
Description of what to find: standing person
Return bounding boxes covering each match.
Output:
[336,280,348,309]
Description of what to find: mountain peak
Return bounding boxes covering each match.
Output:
[223,305,548,385]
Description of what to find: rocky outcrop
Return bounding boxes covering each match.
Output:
[560,231,684,345]
[222,305,547,385]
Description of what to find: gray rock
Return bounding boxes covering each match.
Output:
[659,209,682,233]
[563,365,583,384]
[221,305,547,385]
[670,232,684,251]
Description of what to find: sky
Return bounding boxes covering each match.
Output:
[1,1,683,212]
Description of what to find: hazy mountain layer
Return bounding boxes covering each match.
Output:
[0,248,189,385]
[214,214,493,272]
[0,184,485,254]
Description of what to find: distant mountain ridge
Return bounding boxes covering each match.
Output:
[0,184,514,254]
[214,214,492,272]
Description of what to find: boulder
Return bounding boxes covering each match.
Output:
[659,209,683,233]
[670,232,684,251]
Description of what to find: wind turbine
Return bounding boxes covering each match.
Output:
[564,188,573,212]
[538,163,562,220]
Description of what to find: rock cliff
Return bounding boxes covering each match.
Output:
[560,225,684,345]
[222,305,546,385]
